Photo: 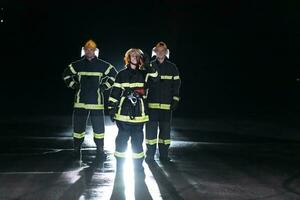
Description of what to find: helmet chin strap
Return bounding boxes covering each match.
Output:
[130,61,140,66]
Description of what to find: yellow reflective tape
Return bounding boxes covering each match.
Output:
[109,77,116,82]
[173,76,180,80]
[109,97,118,103]
[148,103,171,110]
[64,75,71,80]
[158,139,170,145]
[94,133,105,139]
[97,88,101,105]
[145,71,158,82]
[69,81,75,88]
[121,82,144,88]
[78,72,103,76]
[173,96,180,101]
[140,99,145,116]
[115,151,126,158]
[104,82,111,88]
[118,97,125,115]
[73,132,85,139]
[158,139,164,144]
[160,75,173,80]
[164,140,171,145]
[146,139,157,145]
[69,64,77,74]
[104,65,114,75]
[74,103,104,110]
[114,114,149,123]
[132,152,145,159]
[113,82,123,89]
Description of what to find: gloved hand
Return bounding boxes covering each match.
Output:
[109,107,116,122]
[141,52,150,66]
[171,100,179,111]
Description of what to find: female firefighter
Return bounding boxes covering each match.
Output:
[108,48,158,175]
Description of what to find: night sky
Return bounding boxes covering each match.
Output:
[0,0,298,119]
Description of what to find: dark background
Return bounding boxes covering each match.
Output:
[0,0,298,119]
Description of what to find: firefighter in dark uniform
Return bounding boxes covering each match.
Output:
[145,41,181,163]
[63,39,117,161]
[108,48,158,175]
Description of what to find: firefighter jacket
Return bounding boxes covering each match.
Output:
[146,58,181,111]
[108,64,158,123]
[63,56,117,110]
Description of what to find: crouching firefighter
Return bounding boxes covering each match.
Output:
[62,39,117,161]
[145,41,181,163]
[108,48,158,175]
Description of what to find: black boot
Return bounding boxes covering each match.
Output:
[145,145,156,164]
[73,139,82,161]
[96,147,107,161]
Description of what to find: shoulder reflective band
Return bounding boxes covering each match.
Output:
[173,96,180,101]
[74,103,104,110]
[173,76,180,80]
[148,103,171,110]
[78,72,103,76]
[109,97,118,103]
[160,75,173,80]
[121,82,144,88]
[73,132,85,139]
[69,64,77,74]
[104,65,114,75]
[94,133,105,139]
[132,152,145,159]
[146,139,157,145]
[115,151,126,158]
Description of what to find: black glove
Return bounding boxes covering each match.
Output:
[141,52,150,66]
[171,100,179,111]
[109,107,116,122]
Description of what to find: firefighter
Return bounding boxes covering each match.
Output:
[108,48,157,175]
[63,39,117,161]
[145,41,181,163]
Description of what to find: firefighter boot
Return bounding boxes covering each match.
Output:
[145,145,156,164]
[73,139,82,162]
[96,147,107,161]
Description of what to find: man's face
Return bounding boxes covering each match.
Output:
[84,48,96,59]
[155,46,167,60]
[129,52,140,65]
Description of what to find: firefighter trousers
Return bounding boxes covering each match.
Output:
[72,108,105,151]
[146,115,171,159]
[115,121,145,172]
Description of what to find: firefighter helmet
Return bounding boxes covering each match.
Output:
[152,41,170,58]
[84,39,97,49]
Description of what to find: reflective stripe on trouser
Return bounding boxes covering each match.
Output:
[115,121,145,171]
[146,120,171,158]
[145,121,158,159]
[73,108,105,150]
